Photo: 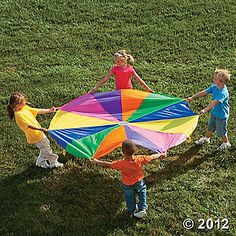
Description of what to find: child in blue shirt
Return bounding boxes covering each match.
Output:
[187,68,231,151]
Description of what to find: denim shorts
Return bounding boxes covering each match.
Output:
[208,114,228,136]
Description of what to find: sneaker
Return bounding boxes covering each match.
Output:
[36,158,50,169]
[38,161,50,169]
[49,161,64,168]
[195,137,210,145]
[133,209,147,219]
[129,205,139,217]
[47,154,64,168]
[216,142,231,151]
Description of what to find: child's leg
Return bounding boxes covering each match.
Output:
[205,129,213,138]
[196,116,215,145]
[35,137,50,168]
[215,117,231,150]
[134,179,147,211]
[44,136,63,168]
[206,115,217,138]
[122,184,136,214]
[222,135,229,143]
[37,136,63,168]
[215,117,228,142]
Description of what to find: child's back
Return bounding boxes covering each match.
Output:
[91,139,166,218]
[111,155,154,186]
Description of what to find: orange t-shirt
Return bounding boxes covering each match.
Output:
[111,155,153,185]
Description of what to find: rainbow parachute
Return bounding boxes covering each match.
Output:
[48,90,198,159]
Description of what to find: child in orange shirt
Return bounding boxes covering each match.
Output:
[7,92,63,169]
[91,139,166,218]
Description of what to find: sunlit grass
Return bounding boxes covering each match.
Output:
[0,0,235,235]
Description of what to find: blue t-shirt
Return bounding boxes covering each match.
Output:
[205,84,229,119]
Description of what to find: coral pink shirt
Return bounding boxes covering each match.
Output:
[111,65,135,90]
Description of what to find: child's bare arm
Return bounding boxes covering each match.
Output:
[28,125,48,132]
[91,158,112,168]
[199,100,219,114]
[187,90,207,102]
[133,71,154,93]
[150,152,167,160]
[37,107,57,114]
[89,70,113,93]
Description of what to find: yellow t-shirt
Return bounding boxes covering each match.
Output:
[15,105,43,144]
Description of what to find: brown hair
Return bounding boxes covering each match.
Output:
[214,68,231,83]
[7,92,27,119]
[114,50,134,63]
[122,140,136,156]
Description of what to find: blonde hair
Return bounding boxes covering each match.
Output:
[7,92,27,119]
[114,50,134,63]
[214,68,231,83]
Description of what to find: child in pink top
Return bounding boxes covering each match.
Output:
[89,50,154,93]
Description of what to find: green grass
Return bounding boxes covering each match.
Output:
[0,0,236,235]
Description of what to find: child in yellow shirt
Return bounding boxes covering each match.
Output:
[7,92,63,169]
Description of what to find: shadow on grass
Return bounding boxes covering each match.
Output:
[0,157,136,235]
[146,145,216,186]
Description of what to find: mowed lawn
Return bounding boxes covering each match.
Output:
[0,0,236,235]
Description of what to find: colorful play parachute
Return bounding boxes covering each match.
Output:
[48,90,198,159]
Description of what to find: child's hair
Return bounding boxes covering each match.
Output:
[114,50,134,63]
[7,92,27,119]
[122,139,136,156]
[214,68,231,83]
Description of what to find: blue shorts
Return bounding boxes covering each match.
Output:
[208,114,228,136]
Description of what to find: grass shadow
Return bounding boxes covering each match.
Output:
[146,145,215,186]
[0,161,136,235]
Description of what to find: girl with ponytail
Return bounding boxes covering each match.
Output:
[7,92,63,169]
[89,50,153,93]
